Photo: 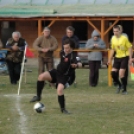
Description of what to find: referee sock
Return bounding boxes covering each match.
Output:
[111,71,121,87]
[121,77,127,91]
[58,95,65,111]
[37,81,45,98]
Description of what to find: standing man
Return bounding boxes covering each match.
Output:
[108,25,133,94]
[62,26,79,85]
[62,26,79,49]
[33,27,58,75]
[86,30,106,87]
[6,31,27,84]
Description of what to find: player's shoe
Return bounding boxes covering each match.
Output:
[61,109,70,114]
[116,86,121,94]
[122,90,128,95]
[30,96,41,102]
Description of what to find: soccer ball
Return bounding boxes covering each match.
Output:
[33,102,45,113]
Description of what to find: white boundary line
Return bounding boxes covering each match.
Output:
[4,94,30,134]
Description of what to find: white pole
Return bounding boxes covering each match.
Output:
[18,45,27,95]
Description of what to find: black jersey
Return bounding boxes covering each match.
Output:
[57,51,77,76]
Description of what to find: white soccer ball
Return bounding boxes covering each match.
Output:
[33,102,45,113]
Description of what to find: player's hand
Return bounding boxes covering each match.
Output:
[41,48,49,53]
[71,64,77,68]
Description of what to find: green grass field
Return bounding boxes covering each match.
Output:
[0,66,134,134]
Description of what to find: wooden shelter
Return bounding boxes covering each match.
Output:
[0,0,134,57]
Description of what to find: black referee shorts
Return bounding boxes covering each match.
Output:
[49,69,69,85]
[113,56,129,70]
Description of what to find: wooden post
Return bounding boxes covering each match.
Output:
[38,19,42,36]
[108,50,112,86]
[101,19,105,40]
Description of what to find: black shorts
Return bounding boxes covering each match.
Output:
[113,56,129,70]
[49,69,70,85]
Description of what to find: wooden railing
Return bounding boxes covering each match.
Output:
[0,48,112,86]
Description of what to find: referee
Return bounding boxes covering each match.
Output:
[108,25,133,94]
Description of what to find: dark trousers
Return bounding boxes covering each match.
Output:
[6,60,21,84]
[38,57,54,75]
[89,60,101,86]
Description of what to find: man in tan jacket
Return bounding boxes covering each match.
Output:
[33,27,58,74]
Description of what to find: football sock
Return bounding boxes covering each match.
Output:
[111,71,121,87]
[37,81,44,97]
[121,77,127,91]
[58,95,65,111]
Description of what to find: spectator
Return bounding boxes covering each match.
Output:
[62,26,79,85]
[33,27,58,75]
[86,30,106,87]
[6,31,27,84]
[62,26,79,49]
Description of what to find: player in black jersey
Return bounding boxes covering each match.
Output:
[30,39,82,114]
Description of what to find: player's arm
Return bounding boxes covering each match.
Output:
[71,55,82,68]
[128,45,133,65]
[125,38,133,64]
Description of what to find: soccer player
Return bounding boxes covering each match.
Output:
[30,39,82,114]
[108,25,133,94]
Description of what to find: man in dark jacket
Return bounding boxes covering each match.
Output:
[6,31,27,84]
[62,26,79,85]
[62,26,79,49]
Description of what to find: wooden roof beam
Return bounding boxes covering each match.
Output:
[87,20,101,34]
[48,20,56,27]
[104,19,119,36]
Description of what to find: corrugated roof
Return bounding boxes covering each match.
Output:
[0,0,134,18]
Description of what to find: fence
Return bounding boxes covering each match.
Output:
[0,48,112,86]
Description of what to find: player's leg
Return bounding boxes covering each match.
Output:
[57,83,70,114]
[111,58,122,93]
[119,57,129,94]
[30,71,52,102]
[119,68,127,94]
